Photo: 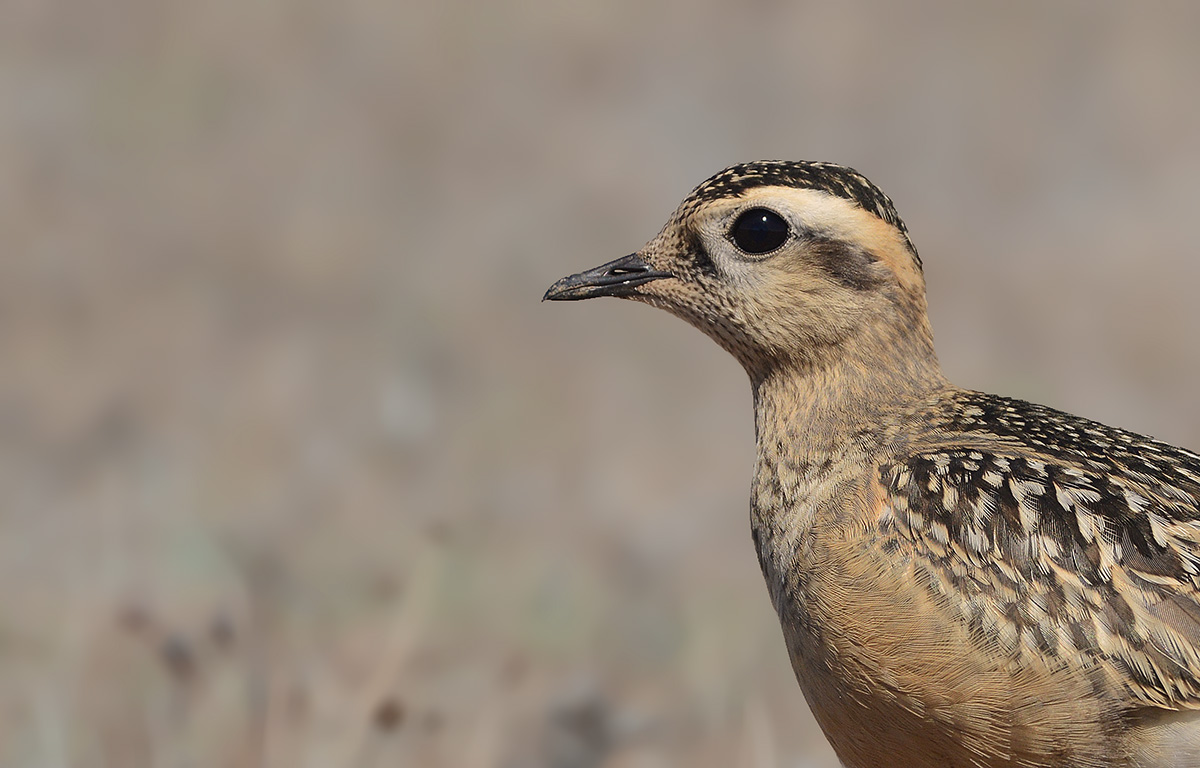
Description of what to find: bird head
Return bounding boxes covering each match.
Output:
[545,161,936,381]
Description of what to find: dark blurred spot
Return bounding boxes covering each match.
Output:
[92,399,137,452]
[544,683,616,768]
[209,612,236,650]
[373,697,405,731]
[117,603,154,636]
[502,652,529,687]
[368,572,402,602]
[425,519,454,545]
[160,634,196,682]
[286,685,309,722]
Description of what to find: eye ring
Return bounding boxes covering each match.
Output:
[730,208,790,255]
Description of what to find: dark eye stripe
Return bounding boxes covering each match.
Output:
[806,237,883,291]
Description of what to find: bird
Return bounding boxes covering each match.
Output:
[544,161,1200,768]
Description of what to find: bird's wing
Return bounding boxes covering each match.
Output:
[878,445,1200,710]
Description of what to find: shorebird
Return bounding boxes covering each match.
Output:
[545,161,1200,767]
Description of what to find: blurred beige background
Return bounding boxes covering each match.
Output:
[4,2,1200,766]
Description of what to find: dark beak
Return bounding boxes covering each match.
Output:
[543,253,673,301]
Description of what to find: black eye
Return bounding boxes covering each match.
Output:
[731,208,789,254]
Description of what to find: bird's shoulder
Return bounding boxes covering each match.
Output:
[875,390,1200,709]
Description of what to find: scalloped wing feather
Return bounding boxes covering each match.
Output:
[879,440,1200,710]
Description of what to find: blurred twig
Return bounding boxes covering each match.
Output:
[330,546,439,768]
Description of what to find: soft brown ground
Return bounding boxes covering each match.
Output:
[4,2,1200,767]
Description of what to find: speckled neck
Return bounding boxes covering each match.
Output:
[747,320,947,554]
[746,332,946,632]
